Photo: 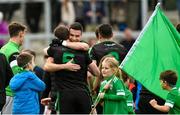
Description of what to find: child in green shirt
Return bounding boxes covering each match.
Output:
[98,56,128,114]
[149,70,180,114]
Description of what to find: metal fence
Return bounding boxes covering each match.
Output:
[0,0,155,49]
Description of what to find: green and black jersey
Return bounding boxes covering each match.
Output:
[89,41,127,65]
[47,45,92,91]
[0,41,21,96]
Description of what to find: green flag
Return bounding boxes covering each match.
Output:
[120,3,180,100]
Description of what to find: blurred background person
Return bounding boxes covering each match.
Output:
[61,0,75,26]
[177,0,180,21]
[83,0,105,31]
[0,11,8,48]
[119,27,135,51]
[25,1,43,33]
[50,0,61,31]
[109,0,127,31]
[88,38,97,47]
[0,3,20,21]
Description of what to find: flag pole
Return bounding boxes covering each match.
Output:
[89,76,115,115]
[120,2,161,69]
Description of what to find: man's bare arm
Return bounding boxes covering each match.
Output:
[88,61,100,91]
[149,99,170,113]
[44,41,89,56]
[43,57,81,72]
[65,41,89,51]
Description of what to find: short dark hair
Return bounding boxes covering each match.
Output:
[69,22,83,33]
[54,25,69,40]
[160,70,178,86]
[98,24,113,39]
[8,22,27,38]
[17,52,33,68]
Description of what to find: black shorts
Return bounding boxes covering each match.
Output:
[58,90,92,114]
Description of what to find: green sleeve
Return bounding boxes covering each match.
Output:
[165,89,176,108]
[104,78,126,101]
[89,46,96,60]
[88,47,92,55]
[12,65,23,75]
[126,90,135,114]
[104,93,126,101]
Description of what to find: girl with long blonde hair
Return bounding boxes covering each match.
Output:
[97,55,128,114]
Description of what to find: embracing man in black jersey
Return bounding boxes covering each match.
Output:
[89,24,128,114]
[44,22,100,114]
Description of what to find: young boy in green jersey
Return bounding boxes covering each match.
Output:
[149,70,180,114]
[97,56,128,114]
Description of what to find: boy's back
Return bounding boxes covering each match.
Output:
[9,52,45,114]
[10,70,45,114]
